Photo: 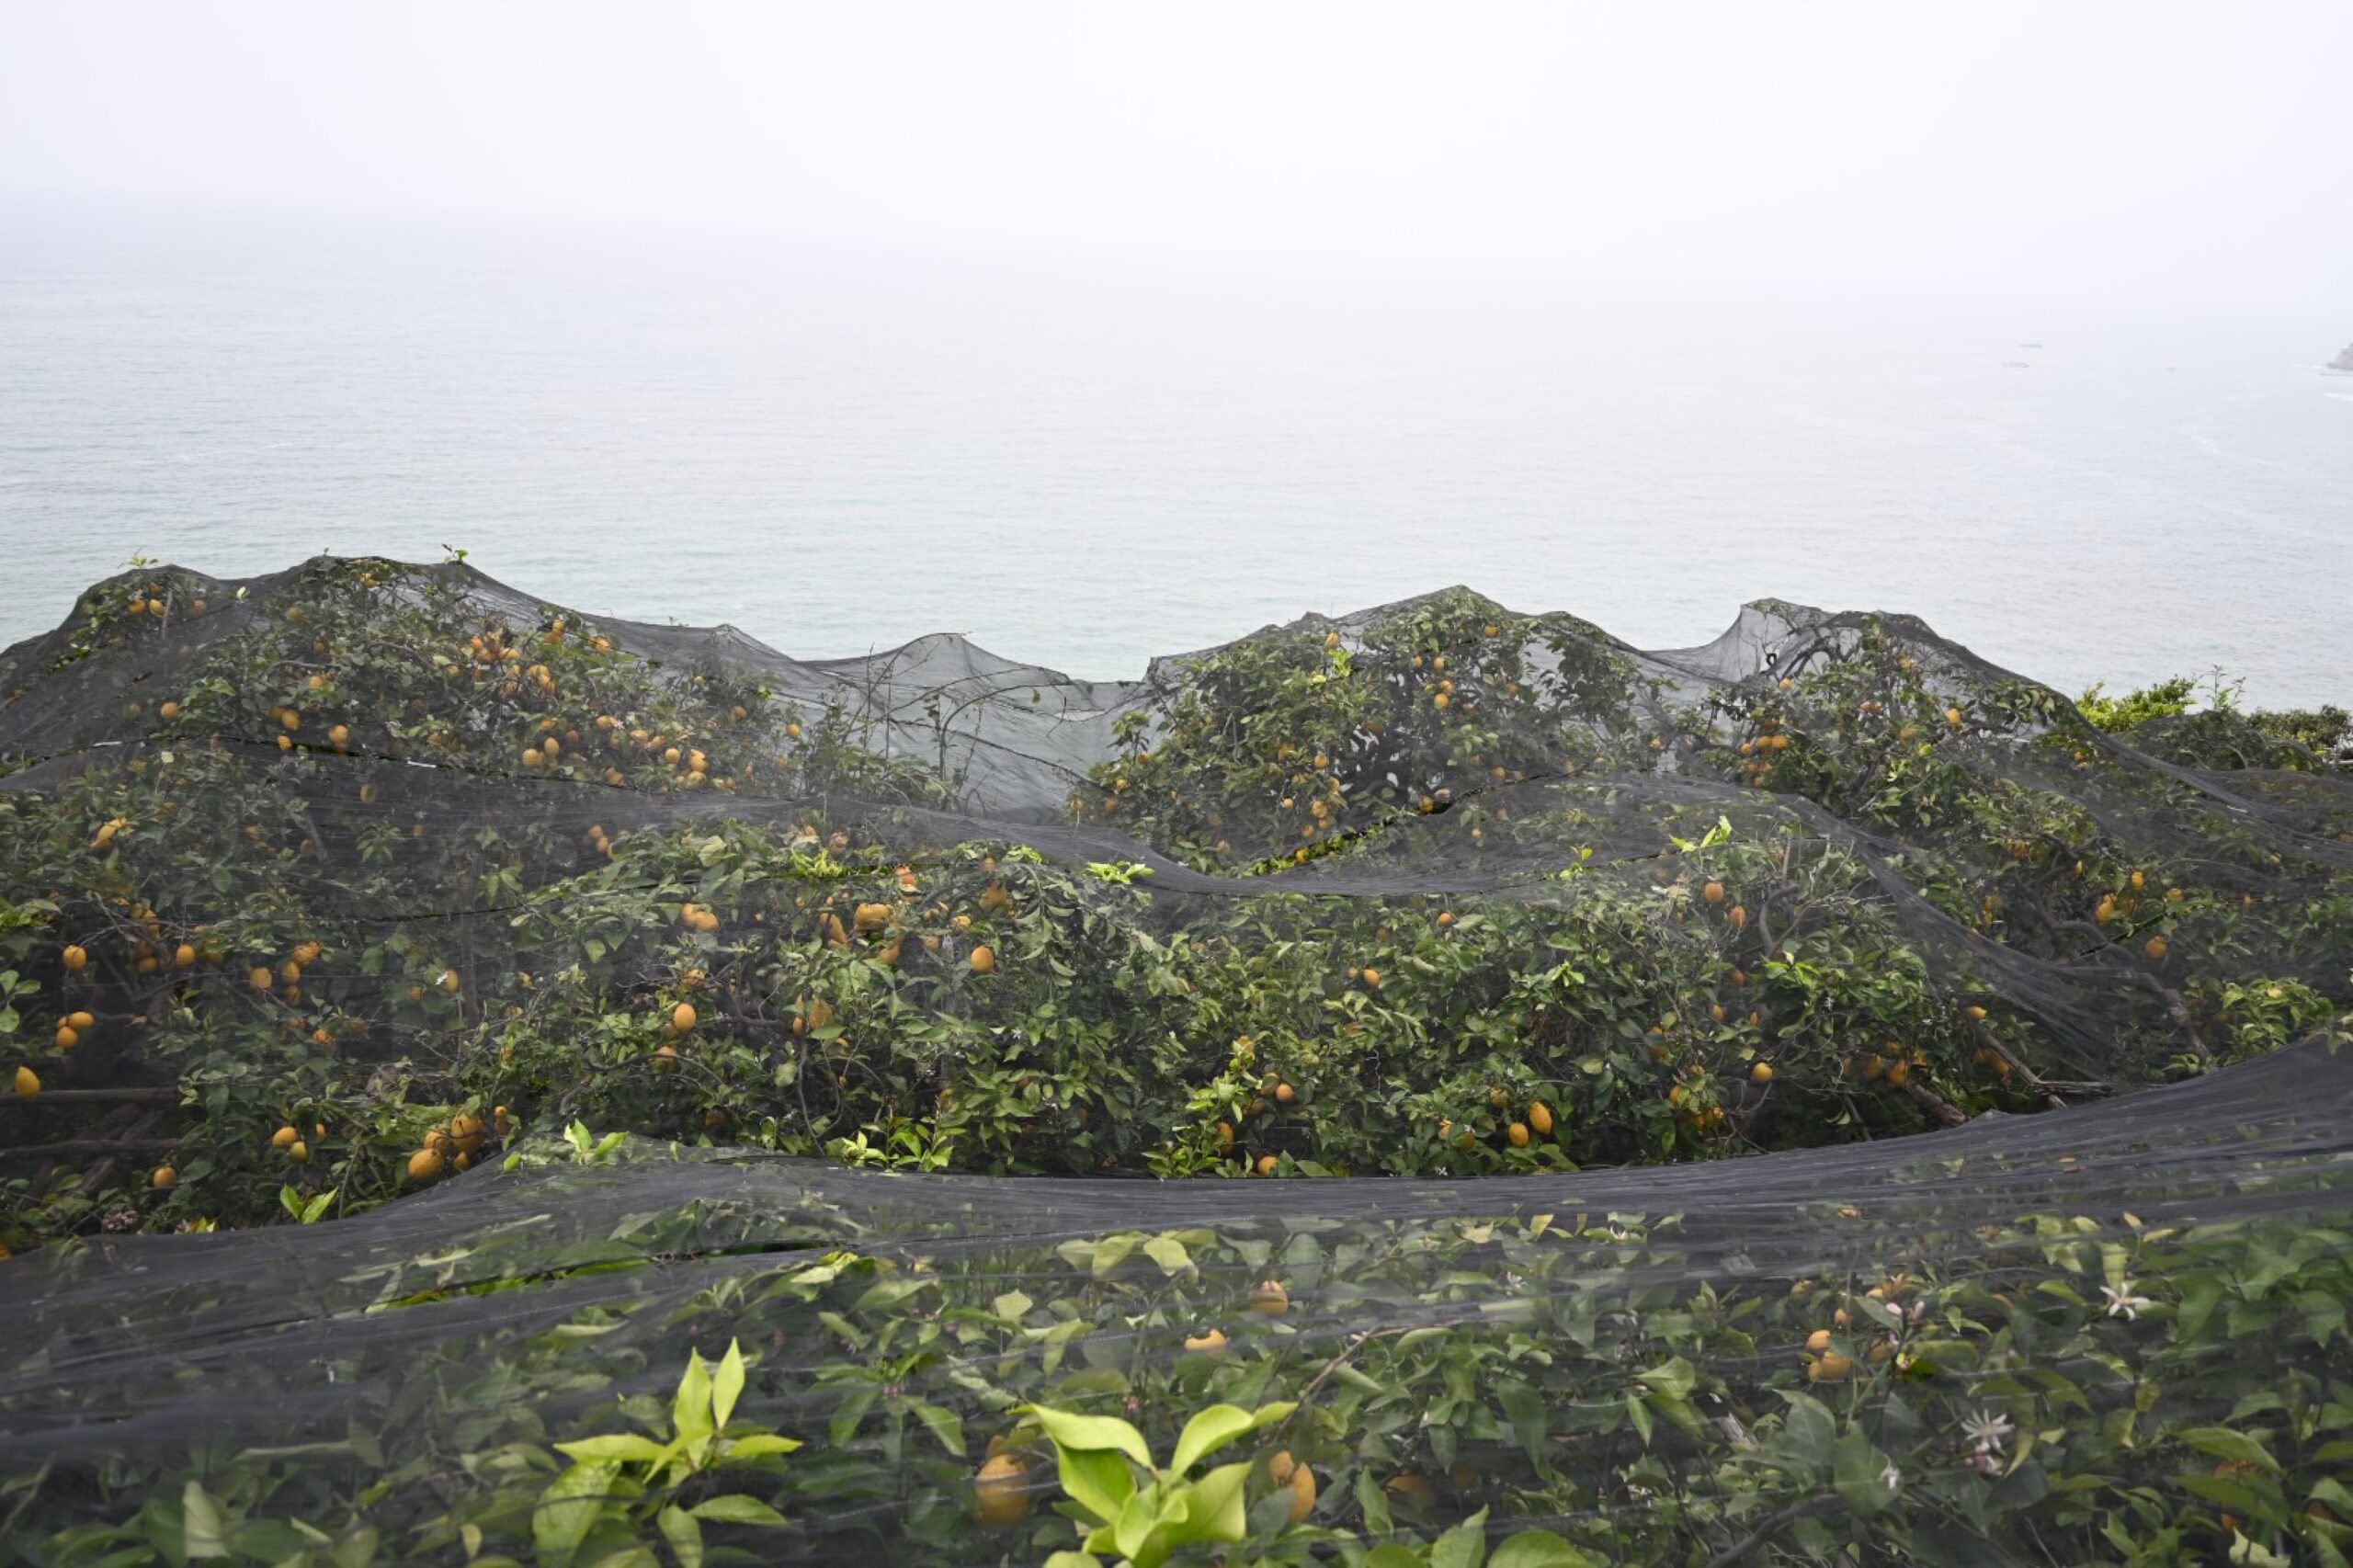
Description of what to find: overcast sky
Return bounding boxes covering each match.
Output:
[3,2,2347,303]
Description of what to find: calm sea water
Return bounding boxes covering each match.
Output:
[4,197,2347,707]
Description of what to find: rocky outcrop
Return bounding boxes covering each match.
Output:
[2332,341,2353,371]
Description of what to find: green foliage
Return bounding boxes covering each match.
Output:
[1,574,2347,1255]
[4,561,2352,1562]
[1078,589,1648,872]
[2076,676,2199,733]
[1022,1399,1292,1567]
[14,1165,2353,1564]
[530,1339,800,1568]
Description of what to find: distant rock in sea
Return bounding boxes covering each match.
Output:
[2332,342,2353,372]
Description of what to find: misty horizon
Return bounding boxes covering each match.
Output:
[4,1,2348,311]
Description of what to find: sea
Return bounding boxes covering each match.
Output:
[4,194,2347,708]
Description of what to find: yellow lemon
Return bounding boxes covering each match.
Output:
[973,1452,1032,1529]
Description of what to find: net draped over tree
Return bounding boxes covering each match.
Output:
[1,556,2347,1566]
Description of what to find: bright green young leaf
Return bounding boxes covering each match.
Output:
[672,1348,715,1442]
[1168,1402,1294,1478]
[709,1339,746,1433]
[552,1434,668,1464]
[1111,1483,1165,1563]
[722,1434,802,1460]
[1187,1459,1256,1543]
[1056,1443,1141,1524]
[1023,1405,1154,1468]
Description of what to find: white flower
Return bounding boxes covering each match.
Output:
[2100,1279,2154,1320]
[1881,1462,1902,1492]
[1961,1410,2013,1454]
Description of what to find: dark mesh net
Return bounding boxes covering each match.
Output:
[1,557,2347,1566]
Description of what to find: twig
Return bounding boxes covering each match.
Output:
[2123,971,2216,1070]
[1969,1018,2069,1110]
[1276,1318,1476,1433]
[1705,1494,1846,1568]
[79,1108,165,1197]
[0,1086,180,1108]
[1899,1074,1969,1129]
[0,1137,188,1161]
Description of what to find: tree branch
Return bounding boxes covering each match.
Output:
[0,1137,187,1161]
[1,1086,181,1108]
[1705,1494,1846,1568]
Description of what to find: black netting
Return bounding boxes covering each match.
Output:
[2,556,2347,1567]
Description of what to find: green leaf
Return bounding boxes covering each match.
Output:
[656,1504,703,1568]
[688,1495,788,1526]
[1430,1506,1494,1568]
[2177,1426,2281,1474]
[1024,1405,1154,1468]
[828,1384,878,1446]
[1142,1234,1195,1276]
[182,1481,231,1560]
[1774,1389,1837,1470]
[1040,1555,1103,1568]
[1056,1444,1141,1524]
[710,1340,746,1433]
[1111,1485,1165,1562]
[533,1461,620,1568]
[553,1434,667,1464]
[673,1349,714,1441]
[722,1434,802,1460]
[911,1400,967,1458]
[1168,1403,1293,1478]
[1090,1233,1142,1278]
[1367,1551,1427,1568]
[1833,1429,1896,1518]
[1490,1529,1602,1568]
[1635,1357,1697,1400]
[325,1527,381,1568]
[1186,1460,1256,1544]
[1498,1381,1547,1464]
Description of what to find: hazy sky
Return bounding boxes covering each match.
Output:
[3,2,2347,301]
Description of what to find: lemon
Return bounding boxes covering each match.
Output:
[973,1452,1032,1528]
[1268,1450,1317,1521]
